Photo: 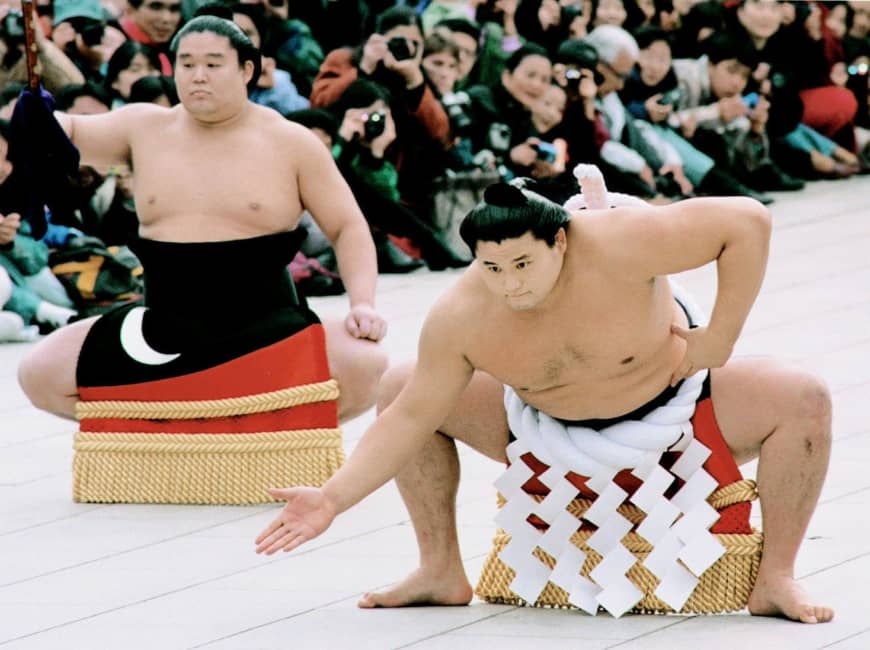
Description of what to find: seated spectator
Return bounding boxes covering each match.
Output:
[311,5,451,210]
[514,0,574,57]
[472,0,525,87]
[0,6,85,93]
[128,74,178,105]
[464,44,561,180]
[422,33,461,98]
[585,24,694,199]
[103,39,162,107]
[624,26,789,198]
[767,1,860,153]
[230,3,309,115]
[531,83,568,137]
[670,0,727,59]
[432,18,481,89]
[50,0,125,84]
[119,0,182,74]
[329,79,469,272]
[669,31,807,191]
[54,81,113,114]
[590,0,629,29]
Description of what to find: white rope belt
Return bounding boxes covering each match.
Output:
[494,281,724,616]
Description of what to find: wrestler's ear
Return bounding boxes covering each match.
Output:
[555,227,567,252]
[242,59,255,86]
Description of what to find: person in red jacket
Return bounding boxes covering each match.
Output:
[310,6,452,209]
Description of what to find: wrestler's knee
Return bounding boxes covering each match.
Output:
[336,341,388,415]
[376,361,415,414]
[17,345,58,410]
[795,372,832,436]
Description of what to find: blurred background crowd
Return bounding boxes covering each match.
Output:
[0,0,868,341]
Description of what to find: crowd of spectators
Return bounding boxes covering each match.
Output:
[1,0,869,340]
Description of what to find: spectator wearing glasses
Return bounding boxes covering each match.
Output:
[120,0,183,74]
[432,18,481,89]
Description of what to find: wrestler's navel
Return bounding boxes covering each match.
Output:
[620,356,634,365]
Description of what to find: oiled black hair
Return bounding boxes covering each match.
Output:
[460,178,570,253]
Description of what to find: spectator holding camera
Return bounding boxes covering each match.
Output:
[0,4,85,93]
[329,79,468,272]
[583,25,693,199]
[50,0,127,85]
[462,44,561,179]
[623,26,787,199]
[311,6,451,210]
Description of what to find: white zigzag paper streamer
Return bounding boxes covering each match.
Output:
[493,281,725,616]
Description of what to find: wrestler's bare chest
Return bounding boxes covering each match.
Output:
[130,124,303,237]
[465,279,687,420]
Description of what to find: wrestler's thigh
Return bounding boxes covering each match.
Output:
[438,369,510,464]
[710,356,828,466]
[18,316,99,399]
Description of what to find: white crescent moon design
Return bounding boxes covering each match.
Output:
[119,306,181,366]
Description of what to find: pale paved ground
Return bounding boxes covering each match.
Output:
[1,177,869,649]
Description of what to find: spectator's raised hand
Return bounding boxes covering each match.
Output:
[360,34,390,75]
[0,213,21,246]
[382,37,425,89]
[338,108,367,142]
[538,0,562,30]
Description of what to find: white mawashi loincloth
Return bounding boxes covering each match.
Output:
[495,281,724,616]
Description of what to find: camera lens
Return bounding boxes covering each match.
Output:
[363,111,386,140]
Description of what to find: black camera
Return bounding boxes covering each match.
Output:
[79,20,105,47]
[486,123,512,154]
[565,66,604,88]
[362,110,386,140]
[441,91,472,134]
[387,37,415,61]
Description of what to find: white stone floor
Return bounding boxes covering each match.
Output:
[1,177,869,649]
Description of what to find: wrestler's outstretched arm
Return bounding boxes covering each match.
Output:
[291,123,385,341]
[255,300,474,554]
[589,195,771,384]
[54,103,159,169]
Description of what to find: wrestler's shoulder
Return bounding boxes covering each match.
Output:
[423,271,489,332]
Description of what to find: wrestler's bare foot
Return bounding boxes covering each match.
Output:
[358,567,473,608]
[747,574,834,624]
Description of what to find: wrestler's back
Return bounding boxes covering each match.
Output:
[127,104,306,241]
[455,227,690,421]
